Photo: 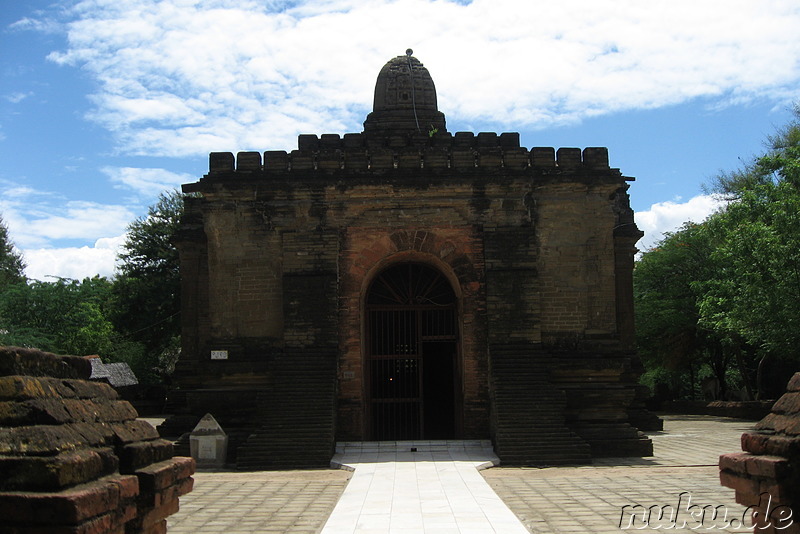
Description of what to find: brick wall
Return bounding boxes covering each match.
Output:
[169,131,649,462]
[337,226,487,439]
[0,346,194,533]
[535,182,619,343]
[719,373,800,533]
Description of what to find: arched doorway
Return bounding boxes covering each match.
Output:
[365,262,460,440]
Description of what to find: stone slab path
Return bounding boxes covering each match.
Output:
[166,415,756,533]
[322,441,528,533]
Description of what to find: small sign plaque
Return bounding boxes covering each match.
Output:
[210,350,228,360]
[198,440,216,459]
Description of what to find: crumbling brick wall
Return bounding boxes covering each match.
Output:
[719,372,800,534]
[0,346,194,534]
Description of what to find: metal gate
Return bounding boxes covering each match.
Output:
[366,263,458,440]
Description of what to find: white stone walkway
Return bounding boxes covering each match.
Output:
[321,441,530,534]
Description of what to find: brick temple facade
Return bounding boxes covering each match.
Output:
[161,52,658,468]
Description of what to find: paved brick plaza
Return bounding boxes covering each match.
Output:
[168,415,754,533]
[485,415,754,533]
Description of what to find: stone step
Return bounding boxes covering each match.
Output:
[487,346,592,466]
[334,440,494,454]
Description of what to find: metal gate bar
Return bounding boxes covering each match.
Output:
[366,263,457,440]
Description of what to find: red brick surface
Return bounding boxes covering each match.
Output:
[788,374,800,393]
[0,475,125,524]
[135,457,196,492]
[772,392,800,416]
[337,226,490,440]
[756,413,800,436]
[0,348,194,534]
[719,372,800,534]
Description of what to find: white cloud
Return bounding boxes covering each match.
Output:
[0,184,135,256]
[15,201,134,248]
[22,234,126,281]
[4,92,31,104]
[38,0,800,156]
[102,166,195,197]
[8,16,64,34]
[635,195,726,252]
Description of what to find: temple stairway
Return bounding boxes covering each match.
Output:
[235,350,337,469]
[489,346,592,465]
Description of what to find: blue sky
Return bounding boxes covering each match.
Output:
[1,0,799,281]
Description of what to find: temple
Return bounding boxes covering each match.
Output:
[160,51,660,468]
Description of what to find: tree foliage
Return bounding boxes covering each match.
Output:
[0,192,185,385]
[0,215,25,288]
[701,183,800,356]
[635,223,738,399]
[636,105,800,400]
[110,190,184,378]
[0,277,115,357]
[701,105,800,359]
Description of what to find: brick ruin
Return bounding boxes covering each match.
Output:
[719,373,800,533]
[0,346,194,533]
[161,51,660,468]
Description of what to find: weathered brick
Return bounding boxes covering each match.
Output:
[719,469,760,495]
[787,373,800,392]
[756,413,800,436]
[0,376,117,402]
[0,376,61,401]
[0,398,136,427]
[110,475,139,500]
[0,346,192,533]
[0,424,100,456]
[0,447,117,491]
[134,499,179,529]
[58,380,119,401]
[135,457,196,493]
[0,347,91,380]
[758,480,793,503]
[139,519,168,534]
[734,489,763,507]
[118,439,174,473]
[109,421,160,445]
[719,451,750,475]
[745,455,791,480]
[772,391,800,416]
[69,422,117,447]
[139,476,193,508]
[0,398,72,426]
[0,475,124,524]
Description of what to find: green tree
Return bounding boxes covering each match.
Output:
[637,105,800,400]
[706,104,800,196]
[0,215,25,288]
[0,276,115,356]
[634,223,738,399]
[110,190,184,379]
[701,186,800,353]
[697,111,800,395]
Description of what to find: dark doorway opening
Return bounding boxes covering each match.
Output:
[422,341,456,439]
[365,263,459,440]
